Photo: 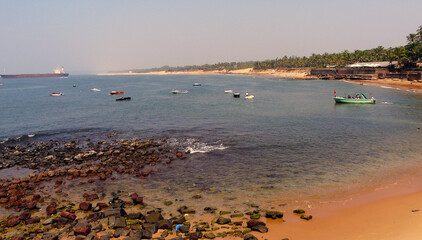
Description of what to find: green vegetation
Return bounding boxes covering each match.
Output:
[125,25,422,73]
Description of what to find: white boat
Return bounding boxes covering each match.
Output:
[171,90,189,94]
[90,88,101,92]
[50,92,63,96]
[225,89,233,93]
[193,83,202,86]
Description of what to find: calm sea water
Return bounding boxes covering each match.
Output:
[1,74,422,209]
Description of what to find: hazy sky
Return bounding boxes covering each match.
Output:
[1,0,421,74]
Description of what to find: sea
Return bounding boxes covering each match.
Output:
[0,74,422,213]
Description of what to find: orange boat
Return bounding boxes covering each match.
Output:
[109,91,124,95]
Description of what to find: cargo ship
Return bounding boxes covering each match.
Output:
[0,66,69,79]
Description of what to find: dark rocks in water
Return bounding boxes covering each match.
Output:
[265,211,283,219]
[216,216,231,225]
[144,212,163,223]
[219,210,231,215]
[5,216,20,227]
[246,220,266,228]
[244,233,259,240]
[300,214,312,220]
[293,209,305,214]
[230,213,244,218]
[83,193,99,201]
[251,224,268,233]
[79,202,92,211]
[74,226,91,236]
[249,213,261,220]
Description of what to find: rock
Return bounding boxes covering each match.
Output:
[204,232,216,239]
[249,213,261,219]
[112,217,126,229]
[42,218,53,225]
[25,217,41,224]
[156,219,172,229]
[300,214,312,220]
[246,220,266,228]
[85,233,97,240]
[293,209,305,214]
[19,212,31,220]
[99,233,111,240]
[251,224,268,233]
[74,226,91,236]
[204,206,217,213]
[130,193,143,204]
[46,204,57,215]
[96,202,108,209]
[219,210,231,215]
[127,212,143,219]
[5,216,20,227]
[178,225,190,233]
[142,222,158,234]
[170,215,186,224]
[265,211,283,219]
[144,212,163,223]
[230,213,244,218]
[103,208,125,217]
[244,234,258,240]
[79,202,92,211]
[177,206,196,214]
[216,217,231,225]
[140,229,153,239]
[61,211,76,220]
[163,200,173,206]
[92,223,103,232]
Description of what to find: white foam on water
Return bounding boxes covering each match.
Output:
[28,134,35,138]
[168,138,227,154]
[381,102,393,104]
[380,86,393,89]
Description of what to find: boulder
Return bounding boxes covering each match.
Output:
[5,217,20,227]
[144,212,163,223]
[246,220,266,228]
[265,211,283,219]
[244,234,258,240]
[216,217,231,225]
[79,202,92,211]
[157,219,172,229]
[74,226,91,236]
[251,224,268,233]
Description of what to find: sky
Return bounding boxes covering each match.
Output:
[0,0,421,74]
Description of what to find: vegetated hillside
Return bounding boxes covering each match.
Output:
[126,25,422,73]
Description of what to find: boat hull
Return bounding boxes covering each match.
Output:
[1,73,69,79]
[334,97,375,104]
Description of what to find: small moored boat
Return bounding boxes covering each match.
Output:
[233,92,240,98]
[245,92,254,99]
[193,83,201,86]
[224,89,233,93]
[116,97,131,101]
[333,92,375,104]
[90,88,101,92]
[110,91,124,95]
[50,92,63,96]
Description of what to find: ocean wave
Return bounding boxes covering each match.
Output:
[168,138,227,154]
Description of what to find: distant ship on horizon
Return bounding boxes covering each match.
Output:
[0,66,69,79]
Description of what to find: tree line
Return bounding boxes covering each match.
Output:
[129,25,421,73]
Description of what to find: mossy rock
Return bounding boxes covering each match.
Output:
[204,207,217,213]
[242,229,252,234]
[249,214,261,220]
[230,213,244,218]
[211,226,219,231]
[293,209,305,214]
[231,226,238,230]
[219,211,231,215]
[163,200,173,206]
[216,217,231,225]
[233,221,243,226]
[204,232,216,239]
[300,214,312,220]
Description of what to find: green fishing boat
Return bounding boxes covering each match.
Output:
[333,93,376,104]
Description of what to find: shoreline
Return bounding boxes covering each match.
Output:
[98,68,422,94]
